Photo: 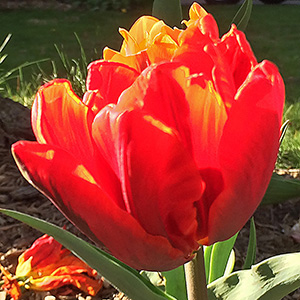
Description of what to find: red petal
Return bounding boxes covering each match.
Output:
[218,25,257,90]
[202,61,284,244]
[174,23,215,76]
[12,141,196,271]
[118,63,193,152]
[93,107,205,254]
[84,60,139,113]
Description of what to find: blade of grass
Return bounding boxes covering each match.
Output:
[243,217,257,269]
[231,0,253,31]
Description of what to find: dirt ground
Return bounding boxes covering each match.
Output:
[0,98,299,300]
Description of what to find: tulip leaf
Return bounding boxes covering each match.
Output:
[0,209,176,300]
[162,266,187,300]
[261,173,300,205]
[204,245,213,283]
[243,217,257,269]
[223,249,235,277]
[205,233,238,284]
[207,252,300,300]
[231,0,253,32]
[152,0,183,28]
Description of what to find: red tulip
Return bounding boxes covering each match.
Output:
[11,3,284,271]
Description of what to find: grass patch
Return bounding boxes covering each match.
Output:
[0,6,152,79]
[0,4,299,167]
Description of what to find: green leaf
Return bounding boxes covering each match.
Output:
[280,120,289,145]
[223,250,235,277]
[162,266,187,300]
[261,173,300,205]
[205,233,238,284]
[0,209,176,300]
[204,245,213,283]
[243,217,257,269]
[207,252,300,300]
[152,0,183,28]
[231,0,253,32]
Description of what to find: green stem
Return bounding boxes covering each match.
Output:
[184,246,208,300]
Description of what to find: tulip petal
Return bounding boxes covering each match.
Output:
[32,79,94,159]
[147,33,179,64]
[185,77,228,169]
[12,141,196,270]
[218,24,257,90]
[119,16,159,55]
[117,63,194,153]
[84,60,139,113]
[93,108,205,254]
[28,272,102,296]
[203,61,284,244]
[174,23,214,76]
[16,234,62,276]
[103,47,149,73]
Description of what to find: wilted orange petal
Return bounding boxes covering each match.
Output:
[1,264,22,300]
[28,272,102,296]
[16,234,62,277]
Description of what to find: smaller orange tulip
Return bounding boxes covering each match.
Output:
[0,234,103,298]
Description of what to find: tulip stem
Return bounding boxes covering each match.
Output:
[184,246,208,300]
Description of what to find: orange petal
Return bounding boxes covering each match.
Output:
[119,16,159,55]
[147,33,179,64]
[183,2,208,27]
[0,264,22,300]
[28,273,102,296]
[103,47,149,73]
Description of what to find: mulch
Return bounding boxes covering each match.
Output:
[0,96,299,300]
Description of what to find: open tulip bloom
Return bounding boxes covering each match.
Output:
[10,0,286,288]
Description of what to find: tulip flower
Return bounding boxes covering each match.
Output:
[11,3,284,271]
[0,234,103,298]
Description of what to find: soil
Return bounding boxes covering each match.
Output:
[0,97,299,300]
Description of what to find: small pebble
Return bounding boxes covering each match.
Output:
[44,296,56,300]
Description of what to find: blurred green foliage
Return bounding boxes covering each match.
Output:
[57,0,153,10]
